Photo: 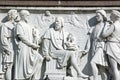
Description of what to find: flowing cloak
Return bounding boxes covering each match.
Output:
[42,28,74,68]
[102,21,120,64]
[14,21,43,79]
[90,22,108,66]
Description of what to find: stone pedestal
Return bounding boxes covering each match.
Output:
[0,73,4,80]
[0,6,118,80]
[64,77,88,80]
[45,59,66,80]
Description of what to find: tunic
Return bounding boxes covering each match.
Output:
[91,22,108,66]
[102,21,120,64]
[0,21,16,71]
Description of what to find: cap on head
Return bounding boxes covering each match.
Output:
[96,9,107,21]
[8,9,17,19]
[111,10,120,18]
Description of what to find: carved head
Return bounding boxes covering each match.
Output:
[67,33,74,42]
[45,11,51,16]
[96,9,107,22]
[8,9,18,21]
[54,17,64,31]
[19,10,30,23]
[71,11,75,15]
[110,10,120,22]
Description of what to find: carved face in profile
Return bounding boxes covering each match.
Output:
[20,10,30,23]
[45,11,51,16]
[23,13,30,23]
[96,12,104,22]
[13,12,18,20]
[54,17,62,31]
[110,10,120,22]
[110,13,116,22]
[8,10,18,20]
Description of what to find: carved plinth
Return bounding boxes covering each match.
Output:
[0,73,4,79]
[64,77,88,80]
[45,59,66,80]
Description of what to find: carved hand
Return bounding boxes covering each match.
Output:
[45,55,51,61]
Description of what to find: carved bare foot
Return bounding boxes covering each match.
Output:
[77,72,89,78]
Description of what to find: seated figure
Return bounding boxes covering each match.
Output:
[42,16,88,78]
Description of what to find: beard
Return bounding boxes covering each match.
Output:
[24,18,29,23]
[54,24,62,31]
[54,27,61,31]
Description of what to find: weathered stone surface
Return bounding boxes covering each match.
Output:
[0,7,119,80]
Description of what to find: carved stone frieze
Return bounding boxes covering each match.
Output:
[0,7,119,80]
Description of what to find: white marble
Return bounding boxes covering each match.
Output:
[0,7,120,80]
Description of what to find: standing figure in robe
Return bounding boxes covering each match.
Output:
[1,9,18,80]
[14,10,43,80]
